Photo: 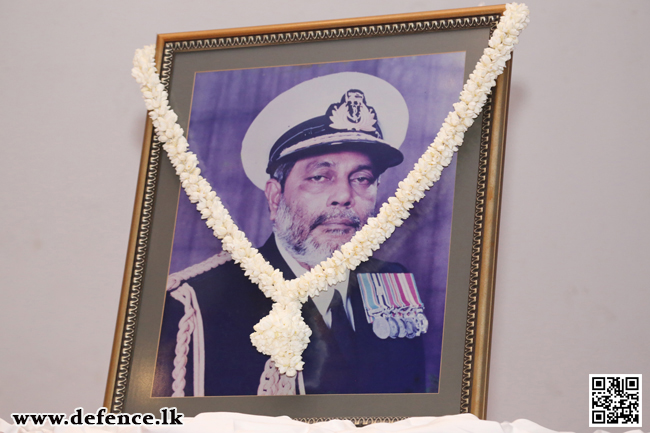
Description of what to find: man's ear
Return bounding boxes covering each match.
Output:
[265,178,282,221]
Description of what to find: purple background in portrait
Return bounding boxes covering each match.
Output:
[169,52,465,392]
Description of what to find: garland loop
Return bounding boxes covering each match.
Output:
[132,3,529,376]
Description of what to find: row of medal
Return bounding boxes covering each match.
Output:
[357,272,429,340]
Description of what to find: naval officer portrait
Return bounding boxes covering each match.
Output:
[153,72,428,397]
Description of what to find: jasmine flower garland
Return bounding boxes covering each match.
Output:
[131,3,529,376]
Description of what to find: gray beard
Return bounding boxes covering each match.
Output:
[273,197,367,268]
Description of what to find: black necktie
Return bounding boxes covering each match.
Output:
[328,290,356,357]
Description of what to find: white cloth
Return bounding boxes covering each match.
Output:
[276,241,355,330]
[2,412,640,433]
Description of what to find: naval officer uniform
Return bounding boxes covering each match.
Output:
[153,235,426,396]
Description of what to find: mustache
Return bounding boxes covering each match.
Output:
[309,210,362,232]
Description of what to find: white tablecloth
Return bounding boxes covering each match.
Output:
[0,412,643,433]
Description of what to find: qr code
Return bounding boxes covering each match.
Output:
[590,374,642,427]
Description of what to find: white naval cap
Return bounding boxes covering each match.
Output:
[241,72,409,190]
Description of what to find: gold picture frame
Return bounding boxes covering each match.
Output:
[106,4,511,423]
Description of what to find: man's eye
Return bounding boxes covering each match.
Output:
[308,175,327,182]
[352,176,375,185]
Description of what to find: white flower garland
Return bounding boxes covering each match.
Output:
[132,3,529,376]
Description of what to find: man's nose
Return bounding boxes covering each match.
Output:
[328,178,354,207]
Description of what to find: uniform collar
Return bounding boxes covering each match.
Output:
[273,235,353,329]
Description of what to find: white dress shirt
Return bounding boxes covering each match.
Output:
[276,241,355,330]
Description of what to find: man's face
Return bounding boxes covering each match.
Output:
[266,151,378,268]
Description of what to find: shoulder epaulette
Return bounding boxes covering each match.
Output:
[166,251,232,292]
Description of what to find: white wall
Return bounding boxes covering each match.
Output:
[1,1,648,432]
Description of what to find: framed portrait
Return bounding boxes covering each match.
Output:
[106,4,512,424]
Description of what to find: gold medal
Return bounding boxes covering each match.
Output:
[388,317,399,339]
[396,317,406,338]
[404,317,417,339]
[416,312,429,335]
[372,316,391,340]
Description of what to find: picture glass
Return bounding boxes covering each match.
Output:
[153,52,466,397]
